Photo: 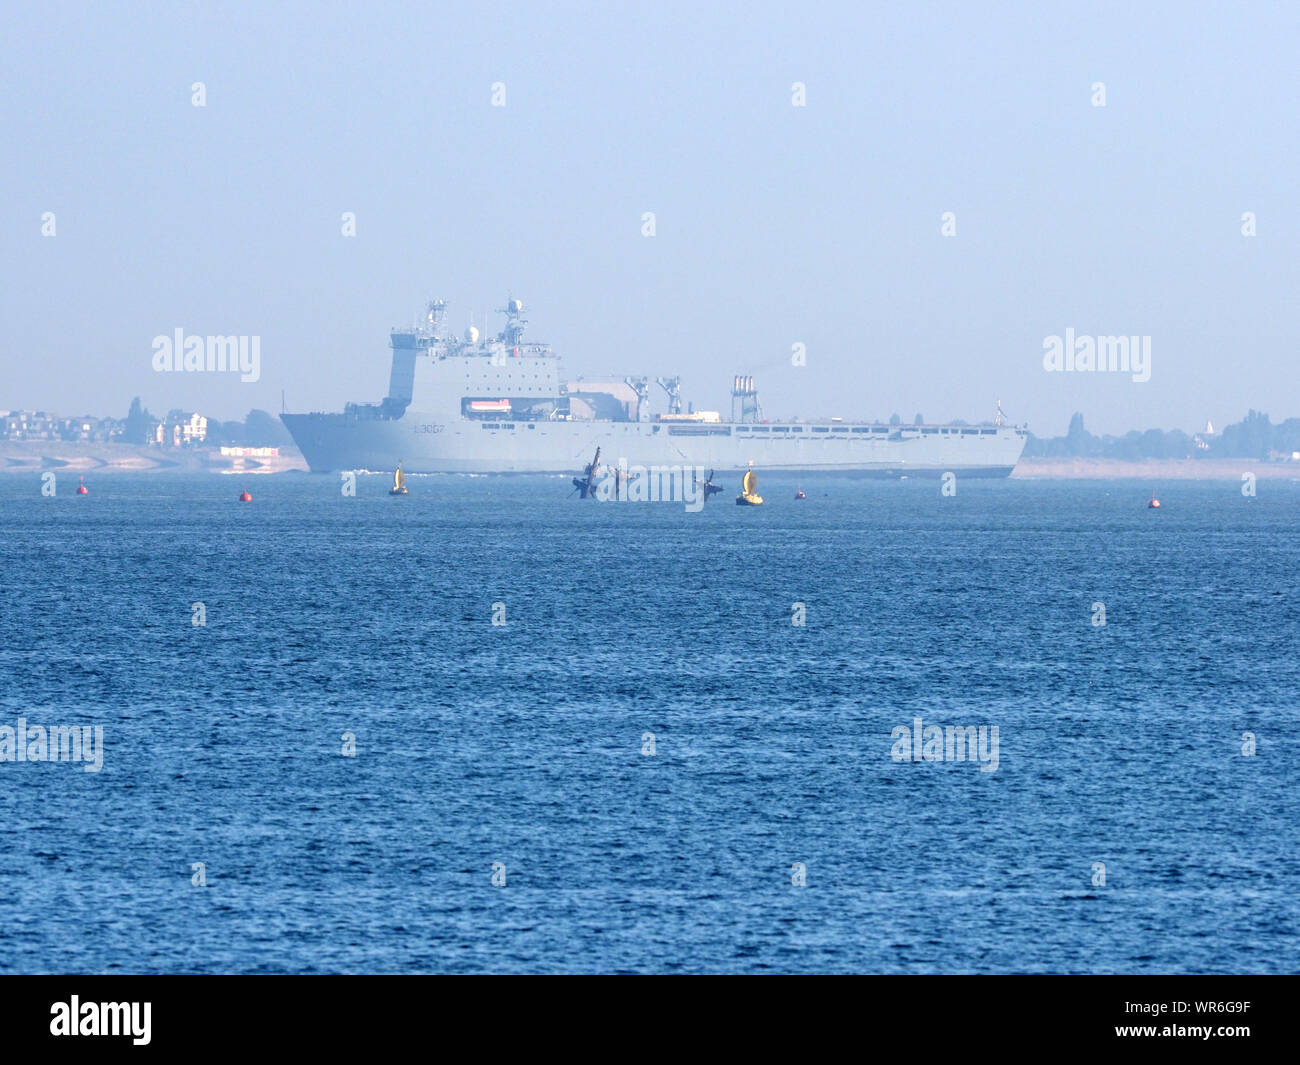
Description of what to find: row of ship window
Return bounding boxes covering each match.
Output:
[737,426,997,435]
[477,423,999,435]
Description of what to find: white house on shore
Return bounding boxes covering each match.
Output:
[154,411,207,447]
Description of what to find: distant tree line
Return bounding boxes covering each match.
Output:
[209,409,292,447]
[1024,410,1300,460]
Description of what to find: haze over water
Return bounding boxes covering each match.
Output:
[4,2,1299,436]
[1,474,1295,973]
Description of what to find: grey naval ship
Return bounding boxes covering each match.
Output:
[280,298,1027,476]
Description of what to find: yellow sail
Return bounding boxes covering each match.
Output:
[742,469,756,495]
[393,465,405,491]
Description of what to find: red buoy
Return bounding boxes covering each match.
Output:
[239,488,252,503]
[76,476,88,495]
[1148,489,1160,509]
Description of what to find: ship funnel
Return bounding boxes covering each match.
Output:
[730,374,760,423]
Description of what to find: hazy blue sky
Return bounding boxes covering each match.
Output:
[3,1,1297,435]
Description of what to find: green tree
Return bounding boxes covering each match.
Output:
[1215,410,1272,458]
[242,409,292,447]
[122,397,154,444]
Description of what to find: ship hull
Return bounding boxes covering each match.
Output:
[281,411,1027,476]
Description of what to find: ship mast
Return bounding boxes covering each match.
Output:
[499,297,526,348]
[423,299,447,338]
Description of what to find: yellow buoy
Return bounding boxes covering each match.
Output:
[736,463,763,506]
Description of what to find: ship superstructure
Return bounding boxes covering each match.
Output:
[281,297,1028,476]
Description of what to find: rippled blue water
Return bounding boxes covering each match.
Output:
[1,472,1297,973]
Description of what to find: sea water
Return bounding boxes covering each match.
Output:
[0,473,1296,973]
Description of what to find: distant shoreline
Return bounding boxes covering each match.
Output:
[1013,457,1300,479]
[4,443,1298,480]
[0,442,308,474]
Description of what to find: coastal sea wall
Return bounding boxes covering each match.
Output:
[4,444,1297,480]
[1014,457,1300,479]
[0,442,308,474]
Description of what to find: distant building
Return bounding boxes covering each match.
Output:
[0,411,27,439]
[220,446,279,457]
[1191,419,1215,452]
[179,411,207,444]
[99,417,125,442]
[2,410,60,441]
[1,411,129,443]
[57,417,94,442]
[158,410,208,447]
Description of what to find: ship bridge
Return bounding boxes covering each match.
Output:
[382,297,561,419]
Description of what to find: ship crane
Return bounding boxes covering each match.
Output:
[624,376,650,421]
[655,376,682,415]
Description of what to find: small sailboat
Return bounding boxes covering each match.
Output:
[238,488,252,502]
[736,463,763,506]
[794,485,806,500]
[1148,489,1160,509]
[390,463,408,495]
